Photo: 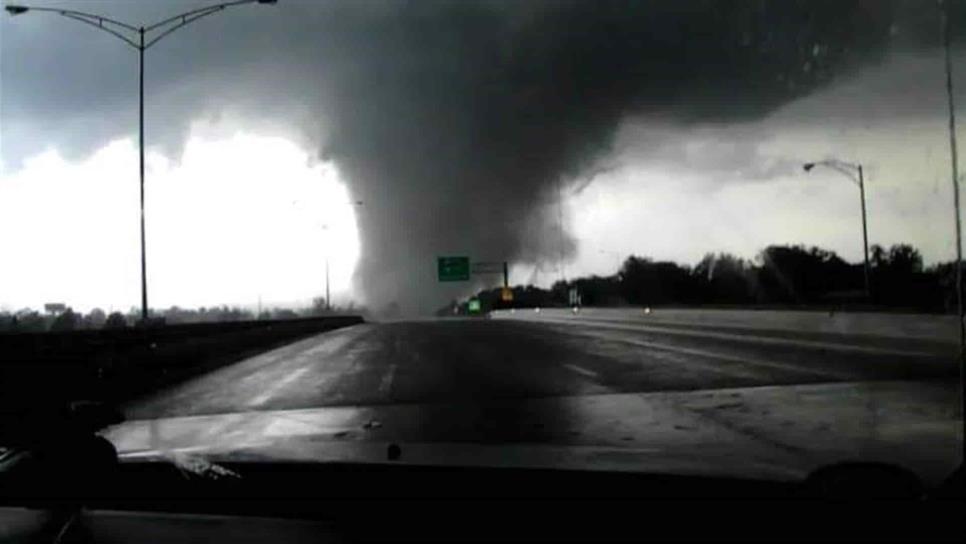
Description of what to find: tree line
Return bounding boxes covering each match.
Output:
[0,296,361,333]
[445,243,961,315]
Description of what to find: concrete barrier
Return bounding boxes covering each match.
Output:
[0,316,364,418]
[492,307,958,343]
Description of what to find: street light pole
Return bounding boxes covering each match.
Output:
[803,160,871,301]
[858,165,871,300]
[555,177,567,284]
[940,0,964,445]
[139,28,147,321]
[322,224,331,312]
[5,0,278,323]
[325,256,331,312]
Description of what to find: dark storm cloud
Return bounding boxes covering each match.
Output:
[608,121,804,184]
[3,0,962,313]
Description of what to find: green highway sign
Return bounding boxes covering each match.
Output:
[438,256,470,282]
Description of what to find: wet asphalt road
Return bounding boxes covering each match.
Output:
[126,314,957,420]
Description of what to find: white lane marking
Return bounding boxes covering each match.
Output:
[564,363,599,378]
[526,316,937,358]
[633,346,765,380]
[248,367,313,407]
[557,328,852,381]
[632,338,851,380]
[379,363,397,395]
[130,325,373,412]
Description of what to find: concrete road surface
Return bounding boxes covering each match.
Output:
[111,313,962,484]
[127,314,957,419]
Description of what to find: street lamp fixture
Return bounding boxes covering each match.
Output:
[5,1,278,323]
[802,159,871,301]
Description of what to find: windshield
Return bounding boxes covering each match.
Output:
[1,0,963,485]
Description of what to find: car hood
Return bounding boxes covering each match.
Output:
[102,380,962,486]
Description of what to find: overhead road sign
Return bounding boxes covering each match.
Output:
[438,256,470,282]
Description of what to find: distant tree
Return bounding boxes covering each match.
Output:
[0,311,13,332]
[220,306,251,321]
[86,308,107,329]
[574,275,623,306]
[693,253,754,304]
[14,310,47,332]
[928,261,963,312]
[310,297,328,315]
[104,312,128,330]
[272,309,299,320]
[755,245,853,303]
[125,309,142,324]
[886,244,923,275]
[160,306,194,324]
[50,308,80,331]
[870,244,888,269]
[549,280,570,306]
[872,244,928,307]
[454,243,947,312]
[619,256,695,305]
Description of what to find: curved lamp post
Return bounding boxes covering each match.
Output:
[5,0,279,322]
[803,159,870,301]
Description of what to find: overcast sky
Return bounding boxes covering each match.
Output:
[1,0,964,314]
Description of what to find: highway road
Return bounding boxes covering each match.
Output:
[127,311,957,420]
[111,311,962,484]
